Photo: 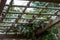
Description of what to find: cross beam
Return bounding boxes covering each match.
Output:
[5,5,60,10]
[29,0,60,3]
[0,34,30,39]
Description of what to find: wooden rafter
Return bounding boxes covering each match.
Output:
[2,11,60,16]
[0,0,60,39]
[5,5,60,10]
[5,1,32,33]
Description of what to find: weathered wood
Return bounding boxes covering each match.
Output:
[0,0,6,15]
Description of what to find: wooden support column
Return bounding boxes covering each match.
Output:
[0,0,6,15]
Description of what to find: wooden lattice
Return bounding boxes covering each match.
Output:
[0,0,60,39]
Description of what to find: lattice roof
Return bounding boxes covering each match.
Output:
[0,0,60,38]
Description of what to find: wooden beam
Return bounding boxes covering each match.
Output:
[0,0,6,15]
[5,5,60,10]
[1,0,13,22]
[35,17,60,35]
[6,1,32,33]
[35,10,60,35]
[2,11,60,16]
[1,0,14,33]
[28,0,60,3]
[0,34,30,39]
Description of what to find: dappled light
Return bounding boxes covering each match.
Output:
[0,0,60,40]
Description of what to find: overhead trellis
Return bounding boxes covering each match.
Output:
[0,0,60,39]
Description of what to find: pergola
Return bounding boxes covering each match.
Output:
[0,0,60,39]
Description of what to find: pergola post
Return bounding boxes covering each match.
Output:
[0,0,6,15]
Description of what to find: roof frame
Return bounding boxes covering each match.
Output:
[0,0,60,39]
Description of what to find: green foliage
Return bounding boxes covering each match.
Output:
[31,1,46,6]
[37,26,59,40]
[5,1,60,40]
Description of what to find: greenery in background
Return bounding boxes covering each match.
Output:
[37,25,60,40]
[3,1,60,40]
